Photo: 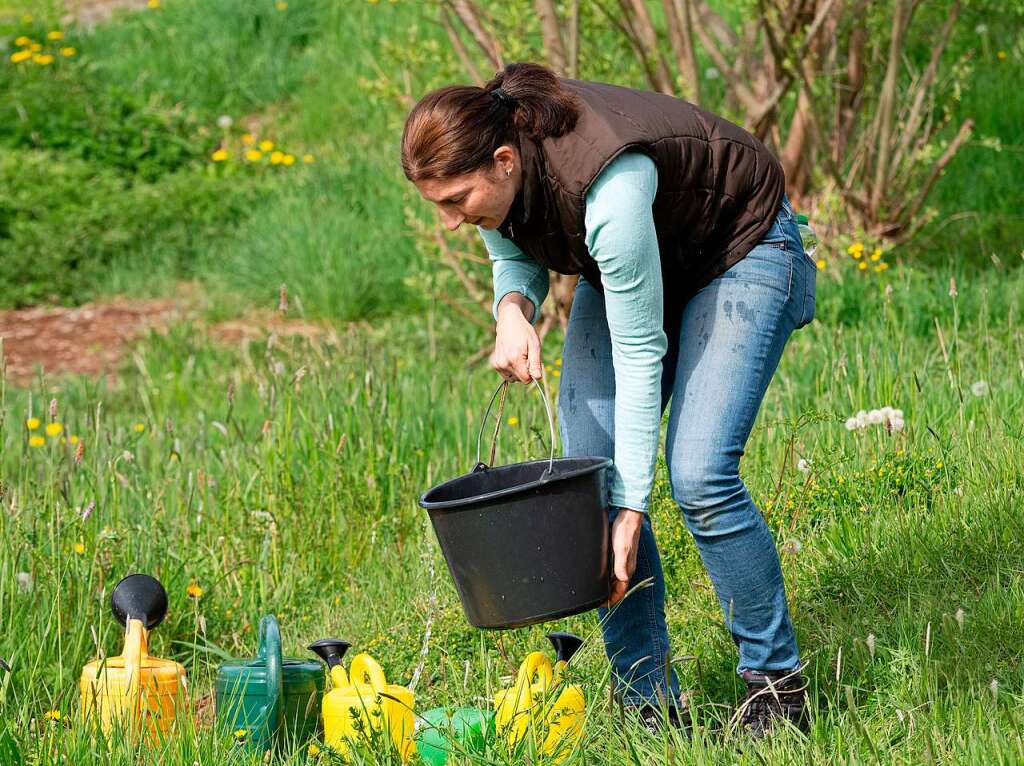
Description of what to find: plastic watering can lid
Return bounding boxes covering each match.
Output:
[111,574,168,630]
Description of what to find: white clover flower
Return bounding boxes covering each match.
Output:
[970,380,989,397]
[797,458,811,474]
[216,114,233,129]
[704,66,720,80]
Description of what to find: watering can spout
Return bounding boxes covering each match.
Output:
[546,632,583,667]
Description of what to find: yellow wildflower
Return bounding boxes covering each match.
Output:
[816,258,826,271]
[46,423,63,437]
[997,50,1007,60]
[270,150,284,164]
[29,436,46,448]
[10,50,32,63]
[29,43,41,52]
[43,710,61,722]
[148,0,161,8]
[26,418,40,430]
[555,358,562,366]
[133,423,146,433]
[69,435,79,445]
[21,14,33,23]
[870,248,882,261]
[847,242,864,258]
[234,728,247,739]
[60,47,76,57]
[302,153,315,164]
[858,261,868,271]
[553,369,561,377]
[241,133,256,145]
[258,140,274,152]
[186,582,203,599]
[308,743,321,757]
[245,149,263,162]
[74,542,85,554]
[15,36,31,47]
[211,148,228,162]
[47,31,64,41]
[276,0,289,8]
[874,263,889,273]
[506,416,519,426]
[282,153,295,166]
[33,54,54,65]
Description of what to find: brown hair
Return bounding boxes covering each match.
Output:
[401,62,580,182]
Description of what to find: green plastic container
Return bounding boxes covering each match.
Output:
[415,707,495,766]
[214,615,324,754]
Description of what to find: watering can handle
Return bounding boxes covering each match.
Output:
[474,378,557,478]
[256,615,283,738]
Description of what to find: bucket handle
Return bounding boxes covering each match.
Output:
[474,378,556,479]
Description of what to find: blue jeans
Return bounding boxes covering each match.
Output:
[557,196,816,706]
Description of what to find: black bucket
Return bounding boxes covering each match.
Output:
[420,380,612,629]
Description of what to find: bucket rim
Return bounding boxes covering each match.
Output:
[418,456,612,511]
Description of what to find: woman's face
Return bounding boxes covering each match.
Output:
[414,145,520,231]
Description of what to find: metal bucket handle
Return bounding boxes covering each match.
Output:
[474,378,556,479]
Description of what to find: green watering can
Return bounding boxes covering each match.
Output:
[214,615,324,753]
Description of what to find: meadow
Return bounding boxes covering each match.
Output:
[1,1,1023,763]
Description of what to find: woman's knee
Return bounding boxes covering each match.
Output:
[670,464,751,533]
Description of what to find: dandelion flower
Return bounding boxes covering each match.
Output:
[69,435,79,445]
[555,358,562,366]
[26,418,40,431]
[242,133,256,145]
[43,710,61,722]
[970,380,989,397]
[245,149,263,162]
[74,542,85,554]
[186,582,203,599]
[46,31,64,41]
[10,50,32,63]
[14,36,31,47]
[211,148,229,162]
[133,423,146,433]
[998,50,1007,60]
[276,0,289,9]
[258,140,274,152]
[216,114,233,130]
[59,47,76,57]
[302,153,315,164]
[816,258,826,270]
[506,416,519,426]
[282,153,295,166]
[847,242,864,258]
[553,369,561,377]
[45,423,63,437]
[874,263,889,272]
[148,0,161,8]
[29,435,46,447]
[270,150,284,164]
[870,248,882,261]
[33,54,54,65]
[858,261,868,271]
[234,728,247,739]
[308,743,321,757]
[29,42,41,52]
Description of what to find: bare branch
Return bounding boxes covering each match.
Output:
[870,0,914,214]
[691,0,739,49]
[568,0,580,79]
[448,0,503,72]
[440,7,484,85]
[534,0,568,73]
[664,0,700,102]
[628,0,676,94]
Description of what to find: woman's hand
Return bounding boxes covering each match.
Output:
[607,508,644,607]
[490,296,543,383]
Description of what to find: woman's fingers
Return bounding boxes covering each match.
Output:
[526,332,543,380]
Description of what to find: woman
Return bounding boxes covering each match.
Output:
[401,63,814,737]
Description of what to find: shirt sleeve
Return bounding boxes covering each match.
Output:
[584,151,665,512]
[478,225,549,325]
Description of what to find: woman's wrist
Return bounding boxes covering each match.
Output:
[497,292,535,323]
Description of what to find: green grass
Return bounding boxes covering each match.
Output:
[2,261,1023,763]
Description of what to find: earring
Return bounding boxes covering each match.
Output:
[506,168,512,177]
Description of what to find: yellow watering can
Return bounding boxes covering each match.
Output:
[309,639,415,761]
[493,632,585,762]
[79,574,187,740]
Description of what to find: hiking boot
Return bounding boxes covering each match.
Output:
[736,668,809,738]
[629,701,691,736]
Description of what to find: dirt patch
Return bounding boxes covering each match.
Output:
[0,298,180,386]
[64,0,151,28]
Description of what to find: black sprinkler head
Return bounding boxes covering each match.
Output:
[110,574,169,630]
[308,639,352,669]
[547,632,584,664]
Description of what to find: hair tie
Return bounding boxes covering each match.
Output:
[490,87,516,109]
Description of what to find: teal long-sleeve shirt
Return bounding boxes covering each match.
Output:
[477,151,665,512]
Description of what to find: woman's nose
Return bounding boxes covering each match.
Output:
[440,208,464,231]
